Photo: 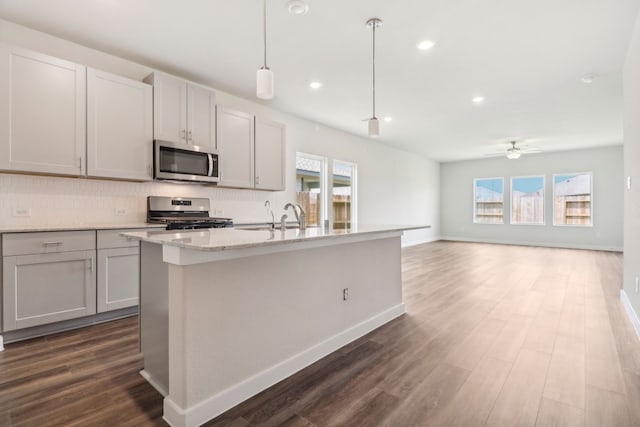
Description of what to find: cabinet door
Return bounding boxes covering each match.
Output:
[187,84,216,151]
[3,250,96,331]
[148,73,187,144]
[255,118,286,191]
[97,246,139,312]
[0,44,86,176]
[216,106,255,188]
[87,68,153,180]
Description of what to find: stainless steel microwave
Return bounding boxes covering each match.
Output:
[154,140,219,183]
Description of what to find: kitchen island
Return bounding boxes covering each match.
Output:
[124,224,428,427]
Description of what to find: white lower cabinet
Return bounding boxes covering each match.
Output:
[2,250,96,331]
[1,228,144,333]
[97,229,140,312]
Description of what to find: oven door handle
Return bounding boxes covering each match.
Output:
[207,153,214,177]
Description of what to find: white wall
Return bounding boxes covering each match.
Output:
[0,19,439,245]
[622,8,640,335]
[440,146,623,251]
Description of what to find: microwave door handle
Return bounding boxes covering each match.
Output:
[208,153,214,177]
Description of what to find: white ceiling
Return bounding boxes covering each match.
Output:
[0,0,638,162]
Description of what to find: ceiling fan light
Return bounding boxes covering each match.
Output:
[256,67,274,99]
[368,117,380,137]
[506,149,521,159]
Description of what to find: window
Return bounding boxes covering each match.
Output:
[295,153,327,228]
[553,173,592,226]
[511,176,545,225]
[474,178,504,224]
[332,160,357,230]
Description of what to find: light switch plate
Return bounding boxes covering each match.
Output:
[114,208,127,216]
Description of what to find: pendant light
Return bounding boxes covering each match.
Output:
[257,0,274,99]
[366,18,382,137]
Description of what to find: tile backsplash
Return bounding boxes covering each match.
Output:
[0,174,288,228]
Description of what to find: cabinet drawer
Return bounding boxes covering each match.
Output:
[2,231,95,256]
[97,229,145,249]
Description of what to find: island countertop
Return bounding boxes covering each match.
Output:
[123,224,430,253]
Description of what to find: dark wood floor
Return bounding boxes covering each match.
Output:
[1,241,639,426]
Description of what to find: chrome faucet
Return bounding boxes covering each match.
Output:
[264,200,275,229]
[283,203,306,230]
[295,203,307,230]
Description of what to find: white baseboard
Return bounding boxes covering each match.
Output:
[401,236,440,248]
[621,289,640,341]
[439,236,623,252]
[162,303,406,427]
[0,335,4,352]
[140,369,168,397]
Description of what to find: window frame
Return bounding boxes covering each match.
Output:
[473,177,505,225]
[510,175,546,226]
[295,152,328,228]
[331,159,357,229]
[552,172,593,228]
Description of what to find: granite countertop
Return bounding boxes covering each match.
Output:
[0,223,166,233]
[123,224,430,252]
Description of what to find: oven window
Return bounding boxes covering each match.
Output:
[159,147,209,176]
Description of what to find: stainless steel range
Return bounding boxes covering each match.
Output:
[147,196,233,230]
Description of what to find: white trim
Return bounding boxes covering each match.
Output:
[401,235,440,247]
[439,236,622,252]
[552,171,593,227]
[140,369,168,397]
[473,177,505,224]
[0,335,4,351]
[510,175,545,226]
[296,152,328,226]
[621,290,640,341]
[161,303,405,427]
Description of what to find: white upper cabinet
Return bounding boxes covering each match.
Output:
[216,106,255,188]
[255,118,285,191]
[145,72,215,151]
[187,83,216,149]
[0,43,86,176]
[216,105,286,191]
[87,68,153,181]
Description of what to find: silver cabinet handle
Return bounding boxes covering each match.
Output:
[207,153,213,176]
[42,241,63,246]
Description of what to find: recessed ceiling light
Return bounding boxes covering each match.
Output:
[472,96,485,104]
[309,81,322,89]
[581,74,595,84]
[286,0,309,15]
[383,116,393,122]
[417,40,436,50]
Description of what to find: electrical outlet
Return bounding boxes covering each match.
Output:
[12,208,31,217]
[343,288,349,301]
[214,208,224,216]
[114,208,127,216]
[635,276,639,294]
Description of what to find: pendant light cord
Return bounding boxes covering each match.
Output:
[263,0,268,69]
[372,21,376,118]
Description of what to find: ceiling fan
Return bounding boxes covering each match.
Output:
[485,140,542,159]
